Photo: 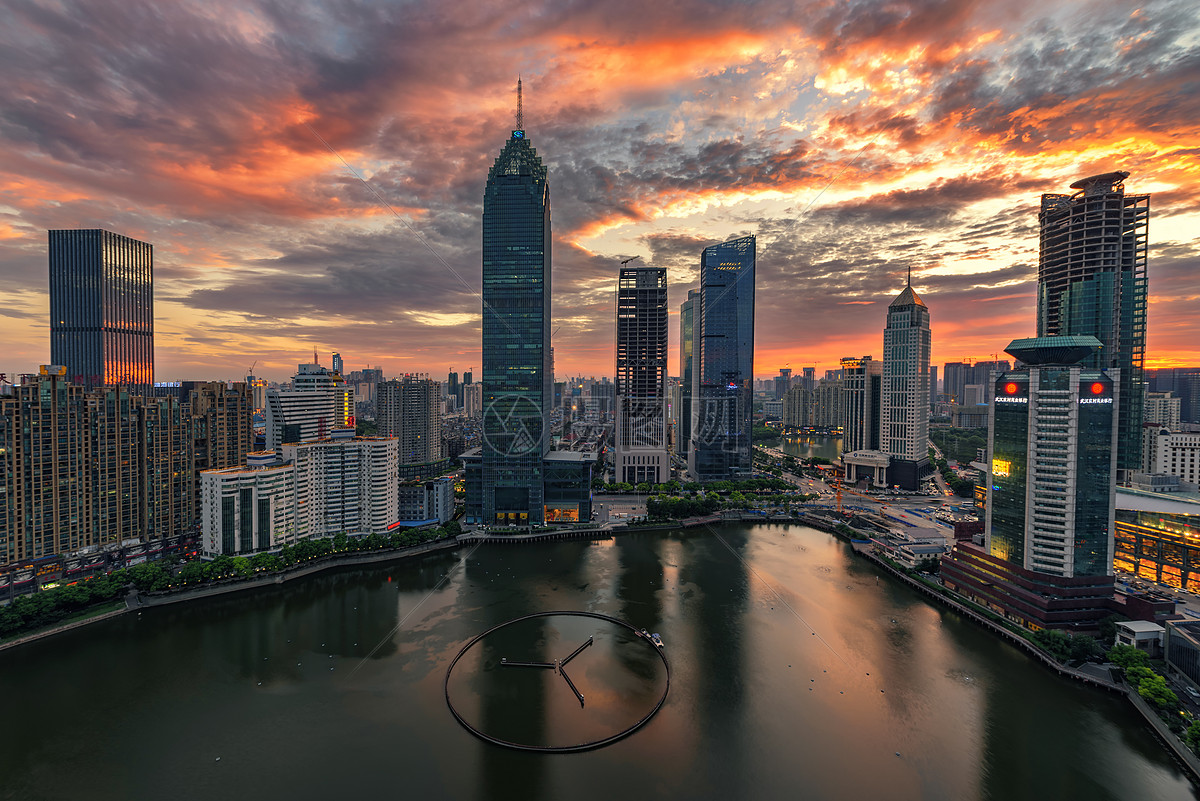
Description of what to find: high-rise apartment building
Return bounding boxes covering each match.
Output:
[689,236,755,482]
[677,289,699,458]
[0,368,93,564]
[265,364,339,450]
[1038,171,1148,478]
[614,265,669,485]
[930,365,939,405]
[1145,392,1182,429]
[881,279,931,489]
[840,356,882,454]
[814,377,843,429]
[478,112,552,524]
[377,375,442,465]
[49,229,154,394]
[783,385,812,429]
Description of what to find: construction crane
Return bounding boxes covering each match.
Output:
[620,255,641,266]
[248,360,257,377]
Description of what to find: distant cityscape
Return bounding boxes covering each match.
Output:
[5,95,1200,784]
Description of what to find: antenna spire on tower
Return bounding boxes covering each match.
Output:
[907,264,912,287]
[516,76,523,131]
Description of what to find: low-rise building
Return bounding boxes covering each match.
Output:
[398,477,454,525]
[1114,620,1165,658]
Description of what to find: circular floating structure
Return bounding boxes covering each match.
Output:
[444,611,670,753]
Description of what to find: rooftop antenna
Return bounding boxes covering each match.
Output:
[516,76,523,131]
[907,264,912,287]
[314,347,319,365]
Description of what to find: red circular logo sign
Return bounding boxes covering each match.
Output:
[1004,382,1018,394]
[1090,382,1105,395]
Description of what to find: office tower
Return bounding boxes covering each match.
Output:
[840,356,882,453]
[989,337,1117,575]
[941,336,1123,631]
[246,376,267,411]
[1038,171,1148,478]
[677,289,699,458]
[930,365,938,405]
[0,368,93,564]
[49,229,154,394]
[881,277,931,489]
[614,265,669,485]
[840,356,886,485]
[377,375,442,465]
[331,372,354,427]
[332,352,343,375]
[814,377,843,429]
[774,368,792,400]
[265,363,338,450]
[479,107,551,525]
[689,236,755,482]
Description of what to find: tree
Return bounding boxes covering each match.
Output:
[1137,674,1179,709]
[1186,719,1200,754]
[1097,615,1122,647]
[1107,644,1150,671]
[1069,634,1099,662]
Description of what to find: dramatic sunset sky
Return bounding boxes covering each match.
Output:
[1,0,1197,382]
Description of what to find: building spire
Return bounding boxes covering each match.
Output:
[907,263,911,287]
[516,76,523,132]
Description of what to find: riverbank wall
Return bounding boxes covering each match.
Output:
[852,544,1200,784]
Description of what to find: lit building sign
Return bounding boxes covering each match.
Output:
[995,397,1028,403]
[992,458,1011,477]
[1079,398,1113,404]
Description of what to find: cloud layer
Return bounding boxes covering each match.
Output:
[1,0,1197,381]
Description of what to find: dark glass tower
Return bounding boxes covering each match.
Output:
[615,265,668,485]
[49,229,154,395]
[1038,171,1148,479]
[677,289,698,458]
[689,236,755,482]
[480,124,551,525]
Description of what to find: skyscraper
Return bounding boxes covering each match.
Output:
[881,277,931,489]
[677,289,698,459]
[479,99,551,524]
[689,236,755,482]
[840,356,886,486]
[49,229,154,394]
[265,363,338,450]
[1038,171,1148,479]
[615,265,668,485]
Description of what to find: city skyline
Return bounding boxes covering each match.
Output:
[0,2,1198,382]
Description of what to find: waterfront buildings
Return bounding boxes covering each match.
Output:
[614,265,669,485]
[880,278,932,490]
[377,375,442,465]
[265,363,339,451]
[1,369,196,570]
[478,116,552,524]
[201,431,399,556]
[190,382,254,510]
[941,336,1125,631]
[677,289,698,460]
[49,229,154,394]
[689,236,755,482]
[1038,171,1149,479]
[840,356,886,485]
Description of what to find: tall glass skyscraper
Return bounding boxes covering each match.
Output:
[480,124,551,524]
[677,289,698,459]
[689,236,755,482]
[614,265,668,485]
[49,229,154,395]
[1038,171,1148,479]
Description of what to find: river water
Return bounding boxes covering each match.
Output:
[779,434,842,462]
[1,524,1193,801]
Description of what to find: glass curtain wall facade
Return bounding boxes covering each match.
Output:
[481,128,551,524]
[615,266,668,485]
[677,290,698,459]
[987,337,1118,578]
[689,236,755,482]
[881,284,931,462]
[49,229,154,395]
[1038,171,1148,478]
